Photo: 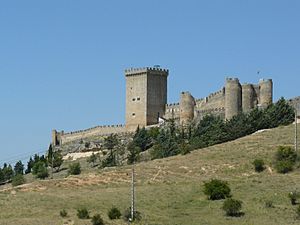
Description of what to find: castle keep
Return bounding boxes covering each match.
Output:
[52,67,273,146]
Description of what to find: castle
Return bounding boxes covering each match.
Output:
[52,67,273,146]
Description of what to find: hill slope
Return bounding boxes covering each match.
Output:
[1,124,300,225]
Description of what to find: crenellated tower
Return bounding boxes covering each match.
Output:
[259,79,273,108]
[125,67,168,131]
[225,78,242,120]
[242,83,255,113]
[180,92,195,125]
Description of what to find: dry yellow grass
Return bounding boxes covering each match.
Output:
[1,124,300,224]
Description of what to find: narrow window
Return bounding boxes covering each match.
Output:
[132,113,136,117]
[137,97,140,101]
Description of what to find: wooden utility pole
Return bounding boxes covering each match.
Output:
[130,165,135,222]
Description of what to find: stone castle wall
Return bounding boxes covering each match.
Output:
[52,66,274,147]
[53,125,126,146]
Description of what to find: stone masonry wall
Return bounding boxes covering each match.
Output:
[57,125,126,145]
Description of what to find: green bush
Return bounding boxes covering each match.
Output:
[222,198,243,217]
[11,174,26,187]
[123,207,141,222]
[289,191,300,205]
[77,207,89,219]
[276,146,297,163]
[68,162,81,175]
[265,200,274,208]
[60,209,68,218]
[274,146,297,174]
[108,206,121,220]
[32,161,49,179]
[203,179,231,200]
[91,214,104,225]
[275,160,294,174]
[252,159,265,172]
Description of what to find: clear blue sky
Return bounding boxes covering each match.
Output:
[0,0,299,165]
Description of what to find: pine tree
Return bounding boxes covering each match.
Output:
[14,160,24,175]
[25,157,34,174]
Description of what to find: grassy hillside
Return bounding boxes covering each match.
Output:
[1,124,300,225]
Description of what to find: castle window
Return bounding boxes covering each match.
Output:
[137,97,140,101]
[132,113,136,117]
[132,98,136,101]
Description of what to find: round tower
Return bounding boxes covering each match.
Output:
[242,83,255,113]
[225,78,242,120]
[259,79,273,108]
[180,92,195,125]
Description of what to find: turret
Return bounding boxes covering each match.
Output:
[259,79,273,108]
[180,92,195,125]
[242,83,255,113]
[225,78,242,120]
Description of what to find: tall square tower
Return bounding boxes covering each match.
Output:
[125,67,169,131]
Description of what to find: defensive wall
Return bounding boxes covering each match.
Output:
[52,66,274,146]
[164,77,273,125]
[52,124,126,146]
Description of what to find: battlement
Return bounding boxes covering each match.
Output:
[64,124,125,135]
[226,77,240,82]
[207,88,225,99]
[125,67,169,76]
[259,78,272,84]
[166,102,180,107]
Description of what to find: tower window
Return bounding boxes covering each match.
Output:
[137,97,140,101]
[132,98,136,101]
[132,113,136,117]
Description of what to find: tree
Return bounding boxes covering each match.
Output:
[104,134,119,151]
[47,145,63,173]
[2,164,14,181]
[14,160,24,175]
[0,168,4,183]
[127,142,140,165]
[32,161,49,179]
[87,153,97,167]
[203,179,231,200]
[222,198,243,217]
[133,126,151,151]
[12,174,26,187]
[25,157,34,174]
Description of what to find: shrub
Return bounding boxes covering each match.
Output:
[123,207,141,222]
[289,191,299,205]
[11,174,26,187]
[108,206,121,220]
[275,160,294,174]
[77,207,89,219]
[32,161,49,179]
[91,214,104,225]
[180,143,192,155]
[253,159,265,172]
[275,146,297,163]
[60,209,68,218]
[203,179,231,200]
[222,198,243,217]
[68,162,81,175]
[265,200,274,208]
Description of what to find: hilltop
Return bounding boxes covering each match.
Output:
[1,124,300,225]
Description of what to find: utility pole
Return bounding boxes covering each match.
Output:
[130,165,135,222]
